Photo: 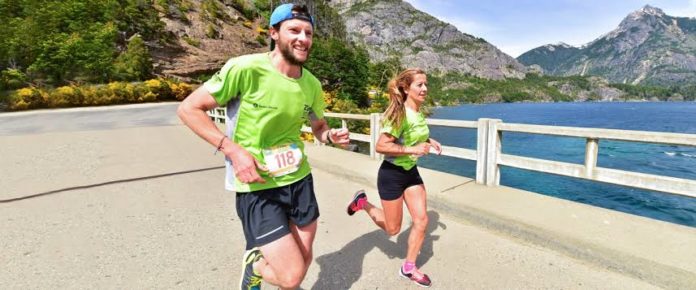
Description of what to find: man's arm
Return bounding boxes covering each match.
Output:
[177,87,266,183]
[177,86,226,147]
[310,118,350,146]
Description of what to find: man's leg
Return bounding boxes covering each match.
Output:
[255,233,306,290]
[250,173,320,290]
[289,220,318,275]
[236,188,306,290]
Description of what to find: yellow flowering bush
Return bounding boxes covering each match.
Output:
[300,131,315,142]
[107,81,131,102]
[169,81,192,101]
[145,78,174,101]
[12,87,47,109]
[6,78,195,111]
[49,86,77,107]
[140,91,157,102]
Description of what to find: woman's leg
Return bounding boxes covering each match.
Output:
[352,161,407,235]
[402,184,429,263]
[364,197,404,236]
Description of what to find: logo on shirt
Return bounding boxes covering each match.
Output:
[251,102,278,110]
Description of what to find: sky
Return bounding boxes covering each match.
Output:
[403,0,696,57]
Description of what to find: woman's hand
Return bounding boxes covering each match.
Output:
[428,138,442,155]
[409,142,431,157]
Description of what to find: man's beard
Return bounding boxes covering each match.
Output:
[278,39,309,66]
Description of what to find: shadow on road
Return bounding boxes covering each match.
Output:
[312,211,447,289]
[0,166,224,203]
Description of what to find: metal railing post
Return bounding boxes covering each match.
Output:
[486,119,502,186]
[208,107,226,124]
[585,138,599,178]
[476,118,490,184]
[370,113,381,160]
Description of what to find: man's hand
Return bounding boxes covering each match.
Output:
[328,128,350,146]
[224,143,267,184]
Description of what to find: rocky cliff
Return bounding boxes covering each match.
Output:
[151,0,269,80]
[328,0,527,79]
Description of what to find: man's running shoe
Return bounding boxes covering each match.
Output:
[239,247,263,290]
[399,266,432,288]
[347,189,367,216]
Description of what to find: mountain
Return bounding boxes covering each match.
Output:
[327,0,527,79]
[518,5,696,85]
[516,43,580,75]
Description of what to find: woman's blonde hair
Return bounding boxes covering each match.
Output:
[383,68,426,130]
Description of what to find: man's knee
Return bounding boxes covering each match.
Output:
[277,265,305,289]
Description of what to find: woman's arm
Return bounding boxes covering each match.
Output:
[376,133,430,157]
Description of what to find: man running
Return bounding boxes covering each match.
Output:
[177,3,349,289]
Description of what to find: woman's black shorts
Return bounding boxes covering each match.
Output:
[377,161,424,201]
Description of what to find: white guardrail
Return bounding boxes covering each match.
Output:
[208,108,696,198]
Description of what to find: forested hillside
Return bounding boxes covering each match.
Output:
[1,0,163,86]
[1,1,690,112]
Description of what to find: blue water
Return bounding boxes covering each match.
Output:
[419,102,696,227]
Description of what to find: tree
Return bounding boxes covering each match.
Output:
[113,35,153,81]
[305,37,370,107]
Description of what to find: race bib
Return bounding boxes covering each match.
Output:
[263,143,303,177]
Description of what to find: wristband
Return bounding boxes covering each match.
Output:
[326,129,333,144]
[214,135,227,155]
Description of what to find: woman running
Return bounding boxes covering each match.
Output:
[347,68,441,288]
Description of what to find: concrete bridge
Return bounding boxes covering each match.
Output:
[1,103,695,289]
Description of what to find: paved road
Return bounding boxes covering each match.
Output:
[0,103,180,136]
[0,104,663,289]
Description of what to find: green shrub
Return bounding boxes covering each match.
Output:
[1,69,28,90]
[255,35,267,46]
[232,0,256,20]
[206,24,219,39]
[201,0,229,22]
[113,35,153,81]
[183,36,200,47]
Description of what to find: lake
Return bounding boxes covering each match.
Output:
[420,102,696,227]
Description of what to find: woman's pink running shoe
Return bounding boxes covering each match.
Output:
[347,189,367,216]
[399,266,432,288]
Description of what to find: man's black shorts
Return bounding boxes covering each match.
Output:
[377,161,424,201]
[235,174,320,250]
